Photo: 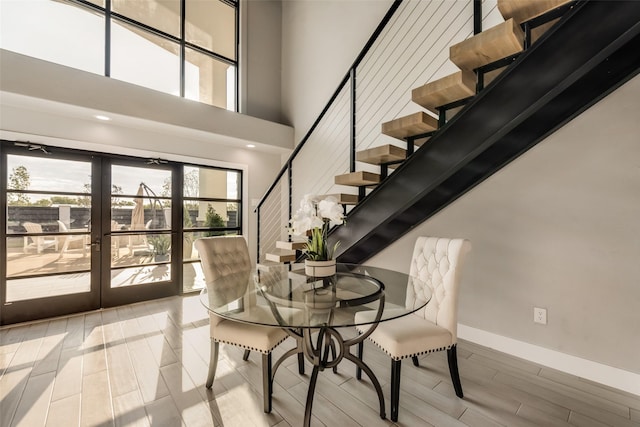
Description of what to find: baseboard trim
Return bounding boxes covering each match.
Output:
[458,324,640,396]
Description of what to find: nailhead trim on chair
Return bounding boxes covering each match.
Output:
[365,337,453,361]
[214,335,289,355]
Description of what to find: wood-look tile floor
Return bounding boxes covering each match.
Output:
[1,295,639,427]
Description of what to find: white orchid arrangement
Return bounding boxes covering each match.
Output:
[289,195,345,261]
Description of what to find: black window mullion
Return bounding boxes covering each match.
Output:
[183,42,236,68]
[237,168,242,229]
[0,143,7,309]
[180,0,186,98]
[235,0,239,112]
[173,163,182,294]
[105,0,111,77]
[110,13,181,43]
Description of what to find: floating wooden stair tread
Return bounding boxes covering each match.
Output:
[412,70,476,114]
[335,171,381,187]
[308,193,358,205]
[287,269,307,280]
[450,18,524,71]
[257,260,287,272]
[381,112,438,140]
[276,240,307,251]
[356,144,406,165]
[498,0,571,23]
[265,249,296,262]
[319,193,359,205]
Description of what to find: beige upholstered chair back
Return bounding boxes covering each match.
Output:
[195,236,252,281]
[195,236,252,329]
[406,236,471,342]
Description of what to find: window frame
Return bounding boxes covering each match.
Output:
[16,0,240,111]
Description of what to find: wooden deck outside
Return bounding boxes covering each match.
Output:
[4,242,201,302]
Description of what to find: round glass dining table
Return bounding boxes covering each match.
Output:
[200,263,430,426]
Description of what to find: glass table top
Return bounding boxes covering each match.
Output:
[200,263,430,329]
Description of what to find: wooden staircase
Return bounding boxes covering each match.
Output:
[331,0,640,263]
[264,0,574,267]
[261,0,640,266]
[411,70,476,115]
[331,0,575,208]
[499,0,572,43]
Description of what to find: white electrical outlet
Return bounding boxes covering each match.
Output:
[534,307,547,325]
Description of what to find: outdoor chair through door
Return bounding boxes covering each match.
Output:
[22,222,59,254]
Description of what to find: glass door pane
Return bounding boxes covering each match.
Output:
[2,148,100,324]
[182,166,242,293]
[104,162,176,306]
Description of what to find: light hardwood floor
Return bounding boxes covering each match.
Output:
[1,295,638,427]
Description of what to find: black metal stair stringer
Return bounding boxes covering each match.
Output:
[332,0,640,264]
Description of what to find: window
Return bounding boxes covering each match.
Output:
[182,165,242,292]
[0,0,238,110]
[185,0,235,60]
[110,19,181,96]
[0,0,105,75]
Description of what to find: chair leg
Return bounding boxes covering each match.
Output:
[262,352,273,413]
[243,349,250,361]
[330,338,338,374]
[206,340,219,389]
[412,356,419,367]
[447,345,464,398]
[390,359,402,422]
[356,340,363,380]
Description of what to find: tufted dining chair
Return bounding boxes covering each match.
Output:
[355,236,471,422]
[195,236,289,413]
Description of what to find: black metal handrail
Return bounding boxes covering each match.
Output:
[255,0,403,262]
[255,0,403,214]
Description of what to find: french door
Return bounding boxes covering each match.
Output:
[2,141,243,324]
[101,159,178,307]
[1,143,179,324]
[2,144,101,324]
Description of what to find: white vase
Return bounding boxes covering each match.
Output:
[304,259,336,277]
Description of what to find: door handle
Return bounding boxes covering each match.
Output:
[87,238,101,252]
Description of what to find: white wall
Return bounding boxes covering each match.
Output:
[368,74,640,375]
[241,0,285,124]
[281,0,393,143]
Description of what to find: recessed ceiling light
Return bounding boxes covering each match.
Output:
[94,115,111,121]
[246,144,255,148]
